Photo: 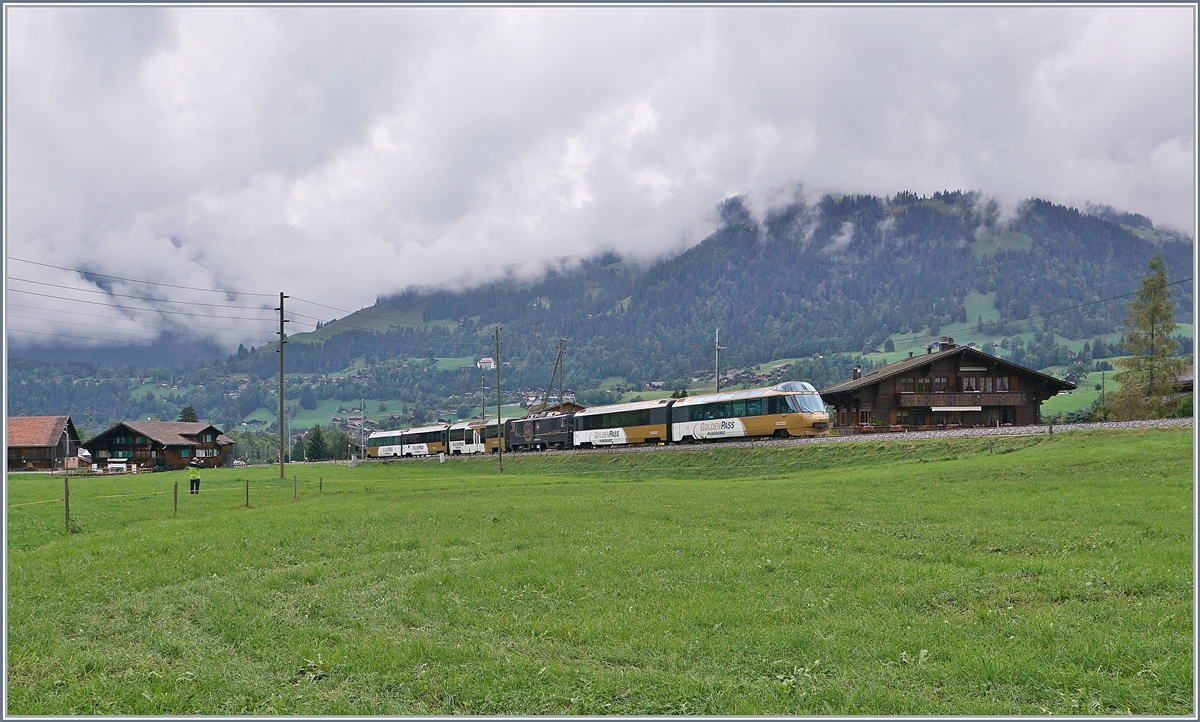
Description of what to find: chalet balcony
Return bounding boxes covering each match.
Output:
[897,392,1026,407]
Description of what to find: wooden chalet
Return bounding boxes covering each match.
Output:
[820,338,1075,430]
[7,416,81,470]
[83,421,234,471]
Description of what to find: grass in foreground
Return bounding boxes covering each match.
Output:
[6,428,1193,714]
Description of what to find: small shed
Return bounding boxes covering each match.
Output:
[7,416,81,470]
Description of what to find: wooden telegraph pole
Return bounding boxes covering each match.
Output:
[495,325,503,474]
[277,293,289,479]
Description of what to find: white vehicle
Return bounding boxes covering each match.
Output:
[448,421,486,455]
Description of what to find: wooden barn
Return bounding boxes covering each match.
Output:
[820,338,1076,430]
[7,416,81,471]
[83,421,234,471]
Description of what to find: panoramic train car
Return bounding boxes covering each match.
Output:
[448,421,486,455]
[468,419,504,453]
[365,429,404,458]
[505,411,573,451]
[400,424,449,456]
[572,398,674,447]
[670,381,830,442]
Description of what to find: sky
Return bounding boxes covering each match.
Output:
[4,5,1196,350]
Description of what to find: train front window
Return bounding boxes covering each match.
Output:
[789,394,826,413]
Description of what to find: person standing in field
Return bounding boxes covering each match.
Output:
[189,459,201,494]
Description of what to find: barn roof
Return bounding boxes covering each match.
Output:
[7,416,76,448]
[820,345,1076,396]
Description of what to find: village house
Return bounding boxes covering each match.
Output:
[7,416,81,471]
[83,421,234,471]
[820,338,1075,430]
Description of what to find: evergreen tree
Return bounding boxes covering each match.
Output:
[305,424,329,460]
[177,405,199,422]
[884,337,895,352]
[1109,253,1184,419]
[292,434,306,461]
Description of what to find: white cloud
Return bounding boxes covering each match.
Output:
[5,5,1194,349]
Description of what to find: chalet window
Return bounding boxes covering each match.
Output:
[932,377,949,392]
[895,410,910,425]
[962,377,979,392]
[983,377,993,392]
[98,450,110,458]
[858,411,871,425]
[995,376,1010,392]
[916,377,932,393]
[899,378,915,393]
[181,449,190,458]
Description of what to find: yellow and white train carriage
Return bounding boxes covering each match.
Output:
[401,424,449,456]
[571,397,674,447]
[670,381,830,442]
[448,421,487,455]
[365,430,404,458]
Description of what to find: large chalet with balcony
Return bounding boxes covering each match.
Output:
[820,338,1075,430]
[83,421,234,471]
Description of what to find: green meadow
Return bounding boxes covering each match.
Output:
[6,428,1193,714]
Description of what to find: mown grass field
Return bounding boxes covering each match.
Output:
[6,428,1193,714]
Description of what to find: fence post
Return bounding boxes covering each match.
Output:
[294,476,298,501]
[174,480,178,516]
[768,456,772,479]
[64,477,70,532]
[245,478,250,508]
[319,477,323,494]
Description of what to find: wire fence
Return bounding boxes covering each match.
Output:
[12,423,1174,533]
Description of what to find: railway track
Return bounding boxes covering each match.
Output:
[364,417,1192,462]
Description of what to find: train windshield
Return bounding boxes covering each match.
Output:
[787,394,827,413]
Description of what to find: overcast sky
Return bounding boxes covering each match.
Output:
[4,5,1195,349]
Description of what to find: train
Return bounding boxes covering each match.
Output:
[365,381,830,458]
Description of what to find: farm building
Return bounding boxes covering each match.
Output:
[820,338,1075,430]
[83,421,234,471]
[7,416,81,471]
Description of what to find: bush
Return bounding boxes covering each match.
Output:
[1177,394,1193,418]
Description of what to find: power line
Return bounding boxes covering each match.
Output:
[7,276,277,311]
[6,257,277,297]
[6,313,271,344]
[977,277,1193,335]
[5,326,158,346]
[6,288,292,322]
[3,301,282,335]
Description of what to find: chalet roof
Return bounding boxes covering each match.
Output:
[820,346,1076,397]
[95,421,233,447]
[8,416,77,448]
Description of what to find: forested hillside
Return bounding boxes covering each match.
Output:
[9,190,1192,431]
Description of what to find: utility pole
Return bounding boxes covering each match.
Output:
[495,325,503,474]
[538,338,566,411]
[480,375,486,420]
[277,292,289,479]
[559,338,565,408]
[714,328,727,393]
